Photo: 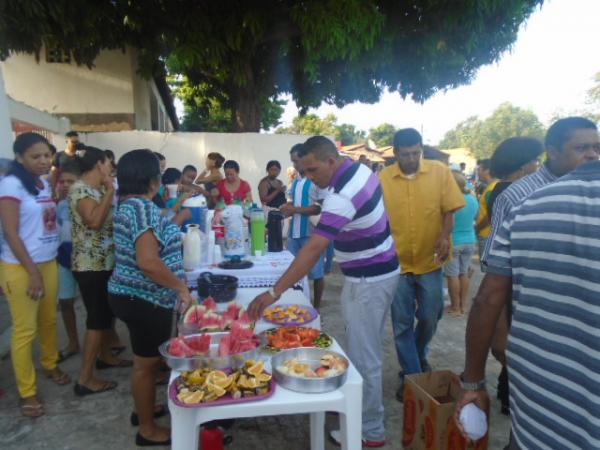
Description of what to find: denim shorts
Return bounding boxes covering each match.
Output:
[58,264,78,300]
[444,244,476,277]
[287,236,325,280]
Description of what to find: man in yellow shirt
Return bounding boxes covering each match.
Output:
[379,129,465,401]
[474,159,497,270]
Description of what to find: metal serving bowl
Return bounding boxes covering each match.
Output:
[271,347,349,394]
[158,333,259,371]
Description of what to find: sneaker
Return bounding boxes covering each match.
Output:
[329,430,386,448]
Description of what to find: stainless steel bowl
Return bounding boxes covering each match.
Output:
[271,347,349,393]
[159,333,259,371]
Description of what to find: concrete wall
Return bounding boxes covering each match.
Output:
[0,66,13,159]
[80,131,316,201]
[2,49,135,115]
[1,47,173,132]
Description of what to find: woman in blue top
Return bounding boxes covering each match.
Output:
[444,171,479,315]
[108,149,193,447]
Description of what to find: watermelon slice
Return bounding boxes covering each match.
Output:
[185,334,211,354]
[235,311,253,329]
[220,323,259,355]
[199,311,225,331]
[222,302,242,321]
[218,335,232,357]
[168,337,195,357]
[183,305,206,325]
[202,297,218,311]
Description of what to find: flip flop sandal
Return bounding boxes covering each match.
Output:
[95,358,133,370]
[57,350,79,364]
[130,404,169,426]
[135,433,171,447]
[20,402,44,418]
[73,381,118,397]
[45,371,71,386]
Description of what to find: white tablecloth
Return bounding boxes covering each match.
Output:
[185,250,309,295]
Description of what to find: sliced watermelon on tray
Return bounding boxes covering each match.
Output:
[185,334,211,354]
[182,300,251,333]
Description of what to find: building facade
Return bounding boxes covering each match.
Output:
[1,46,177,134]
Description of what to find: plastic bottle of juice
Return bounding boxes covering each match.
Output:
[250,204,266,256]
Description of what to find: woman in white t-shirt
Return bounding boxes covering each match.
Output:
[0,133,70,418]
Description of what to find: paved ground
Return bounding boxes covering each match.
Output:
[0,265,510,449]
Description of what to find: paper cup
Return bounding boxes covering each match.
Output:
[166,184,178,199]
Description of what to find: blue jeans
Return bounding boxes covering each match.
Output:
[391,269,444,375]
[287,237,325,280]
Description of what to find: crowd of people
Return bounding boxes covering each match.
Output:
[0,116,599,449]
[245,117,600,449]
[0,131,329,446]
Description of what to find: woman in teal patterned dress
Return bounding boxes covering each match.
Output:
[108,149,193,447]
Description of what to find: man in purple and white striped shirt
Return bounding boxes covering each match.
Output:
[249,136,399,447]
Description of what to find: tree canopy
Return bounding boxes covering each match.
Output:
[1,0,543,131]
[439,102,546,159]
[368,123,397,147]
[170,75,285,132]
[585,71,600,122]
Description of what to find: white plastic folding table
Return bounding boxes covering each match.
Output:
[168,288,363,450]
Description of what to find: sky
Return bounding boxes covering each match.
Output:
[277,0,600,144]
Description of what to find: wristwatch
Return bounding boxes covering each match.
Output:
[460,375,486,391]
[267,288,281,301]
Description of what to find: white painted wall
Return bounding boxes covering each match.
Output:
[0,67,13,158]
[2,49,135,115]
[80,131,317,201]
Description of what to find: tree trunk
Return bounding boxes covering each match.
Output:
[231,88,261,132]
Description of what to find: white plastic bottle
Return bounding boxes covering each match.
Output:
[183,224,202,270]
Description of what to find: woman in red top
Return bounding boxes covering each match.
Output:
[214,160,252,205]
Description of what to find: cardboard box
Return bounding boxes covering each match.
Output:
[402,370,488,450]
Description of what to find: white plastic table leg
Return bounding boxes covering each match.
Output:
[339,379,363,450]
[170,404,199,450]
[339,410,362,450]
[309,411,325,450]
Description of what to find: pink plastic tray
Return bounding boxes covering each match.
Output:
[262,304,318,326]
[169,376,276,408]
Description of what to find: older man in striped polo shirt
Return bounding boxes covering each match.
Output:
[478,117,599,415]
[457,159,600,449]
[249,135,399,447]
[457,137,600,448]
[481,117,600,265]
